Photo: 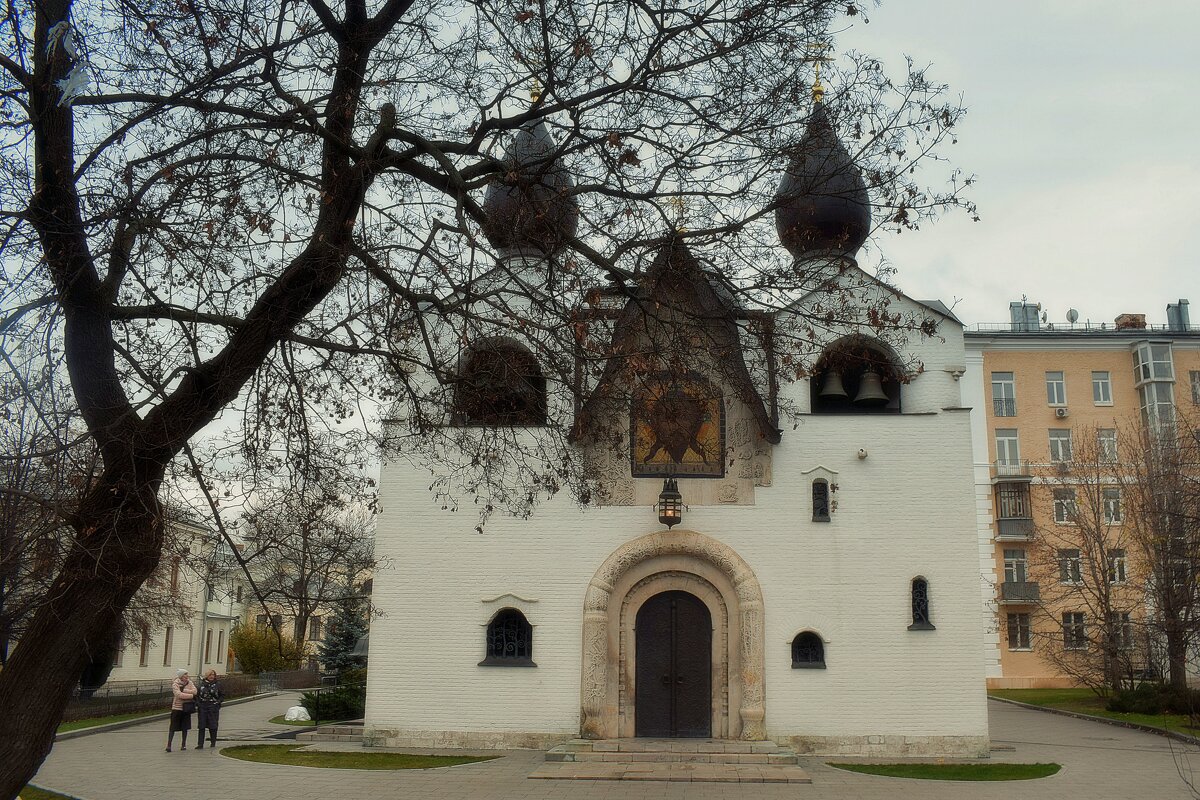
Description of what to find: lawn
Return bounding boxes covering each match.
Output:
[20,786,76,800]
[989,688,1197,736]
[57,708,166,733]
[828,763,1061,781]
[221,744,498,770]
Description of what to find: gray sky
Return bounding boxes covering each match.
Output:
[839,0,1197,328]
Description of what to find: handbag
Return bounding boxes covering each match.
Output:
[182,700,196,714]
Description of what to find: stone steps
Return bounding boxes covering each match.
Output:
[295,724,364,743]
[534,739,811,782]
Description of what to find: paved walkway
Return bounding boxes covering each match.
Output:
[31,693,1199,799]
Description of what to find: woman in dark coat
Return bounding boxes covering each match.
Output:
[196,669,225,749]
[166,669,197,752]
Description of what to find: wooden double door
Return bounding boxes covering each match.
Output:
[634,590,712,738]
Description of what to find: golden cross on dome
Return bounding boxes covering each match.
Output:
[530,76,543,104]
[807,41,833,104]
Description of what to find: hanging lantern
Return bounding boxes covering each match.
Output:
[657,477,683,529]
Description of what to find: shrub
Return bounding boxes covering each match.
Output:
[229,624,305,675]
[1107,683,1200,715]
[300,683,365,722]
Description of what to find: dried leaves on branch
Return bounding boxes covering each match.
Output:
[0,0,971,795]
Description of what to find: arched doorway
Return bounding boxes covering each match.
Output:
[580,530,765,740]
[635,590,712,738]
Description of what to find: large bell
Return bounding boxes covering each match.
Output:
[818,371,848,400]
[853,370,889,406]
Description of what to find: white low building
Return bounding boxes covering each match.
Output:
[366,102,989,756]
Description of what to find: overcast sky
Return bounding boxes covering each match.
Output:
[837,0,1196,329]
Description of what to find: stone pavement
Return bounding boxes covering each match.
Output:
[30,692,1200,799]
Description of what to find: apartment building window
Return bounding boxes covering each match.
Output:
[1103,488,1122,524]
[162,626,173,667]
[1092,371,1113,405]
[1097,428,1117,463]
[995,429,1020,466]
[256,614,268,630]
[996,484,1031,519]
[1053,489,1078,523]
[114,647,124,668]
[1059,549,1083,583]
[1007,612,1032,650]
[309,616,323,641]
[207,584,216,602]
[217,630,225,664]
[1062,612,1087,650]
[1045,371,1066,406]
[1003,549,1028,583]
[1049,429,1073,462]
[169,558,181,594]
[272,614,283,633]
[236,585,243,603]
[1108,549,1127,583]
[138,628,150,667]
[205,629,213,663]
[992,372,1016,417]
[1107,612,1133,650]
[1133,342,1176,431]
[1133,342,1174,383]
[1191,371,1200,405]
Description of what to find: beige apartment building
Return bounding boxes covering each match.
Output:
[965,300,1200,688]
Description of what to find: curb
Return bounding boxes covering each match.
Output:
[988,695,1200,747]
[55,691,281,741]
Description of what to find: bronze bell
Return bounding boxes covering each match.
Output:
[818,371,848,400]
[853,370,889,406]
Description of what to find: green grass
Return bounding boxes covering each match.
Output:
[221,744,498,770]
[989,688,1197,736]
[828,762,1061,781]
[20,785,76,800]
[56,708,166,733]
[268,714,317,726]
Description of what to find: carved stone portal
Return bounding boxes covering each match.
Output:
[580,530,766,740]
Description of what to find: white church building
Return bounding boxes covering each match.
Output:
[365,101,990,757]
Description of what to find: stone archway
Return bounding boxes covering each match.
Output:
[580,530,765,740]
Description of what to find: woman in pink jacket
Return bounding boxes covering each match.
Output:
[166,669,198,752]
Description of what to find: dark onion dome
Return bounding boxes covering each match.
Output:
[775,103,871,258]
[481,120,579,255]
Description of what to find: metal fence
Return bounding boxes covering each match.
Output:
[65,673,260,723]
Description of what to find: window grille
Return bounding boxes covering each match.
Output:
[791,632,825,668]
[480,609,535,667]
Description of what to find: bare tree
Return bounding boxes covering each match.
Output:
[0,0,973,793]
[240,482,374,650]
[1028,424,1144,693]
[1118,411,1200,691]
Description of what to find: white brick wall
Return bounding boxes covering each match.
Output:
[365,290,990,751]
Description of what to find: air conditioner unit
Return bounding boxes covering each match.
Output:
[1055,407,1069,418]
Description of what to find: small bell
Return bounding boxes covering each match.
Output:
[853,370,889,406]
[818,371,848,400]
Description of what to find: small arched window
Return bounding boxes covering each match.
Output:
[455,343,547,426]
[909,578,935,631]
[791,632,826,669]
[812,479,830,522]
[480,608,536,667]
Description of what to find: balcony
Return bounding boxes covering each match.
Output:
[992,398,1017,417]
[991,460,1033,481]
[996,517,1035,541]
[999,581,1040,604]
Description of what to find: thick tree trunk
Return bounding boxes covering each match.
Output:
[1168,633,1189,690]
[0,475,163,800]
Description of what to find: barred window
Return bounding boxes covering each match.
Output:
[455,343,547,426]
[791,632,825,669]
[812,480,830,522]
[908,577,935,631]
[480,609,535,667]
